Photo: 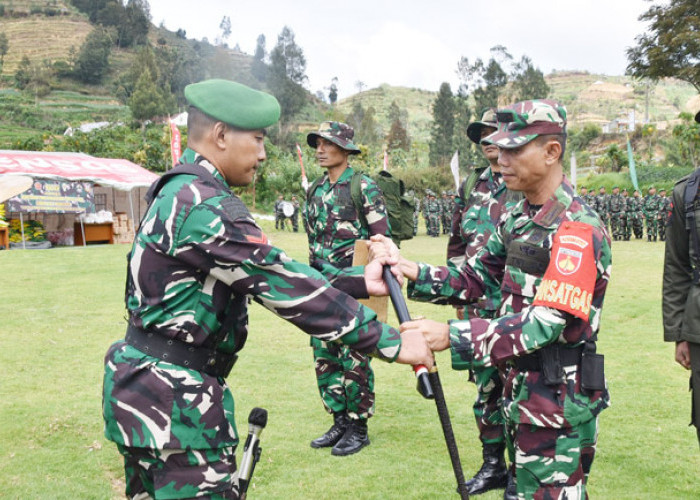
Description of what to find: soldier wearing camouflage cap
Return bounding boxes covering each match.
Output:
[304,121,392,456]
[446,106,522,495]
[373,99,611,499]
[102,81,432,499]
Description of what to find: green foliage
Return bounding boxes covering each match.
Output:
[510,55,550,102]
[626,0,700,92]
[458,46,511,111]
[13,55,31,89]
[568,123,602,151]
[72,0,150,48]
[128,68,174,122]
[268,26,308,122]
[429,82,455,167]
[0,31,8,67]
[668,111,700,168]
[251,34,268,83]
[74,27,112,84]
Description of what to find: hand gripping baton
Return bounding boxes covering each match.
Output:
[382,266,470,499]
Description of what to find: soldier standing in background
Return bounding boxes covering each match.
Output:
[580,186,596,209]
[658,188,671,242]
[102,80,432,499]
[622,189,633,241]
[596,186,610,233]
[426,191,442,237]
[422,190,431,235]
[304,121,392,456]
[446,107,520,496]
[440,190,451,234]
[275,194,287,230]
[290,195,300,232]
[608,186,626,241]
[643,186,661,241]
[631,190,644,239]
[412,191,420,236]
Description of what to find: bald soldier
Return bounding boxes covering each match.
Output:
[101,79,432,500]
[371,99,611,499]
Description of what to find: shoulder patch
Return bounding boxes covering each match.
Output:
[220,196,252,221]
[533,221,596,321]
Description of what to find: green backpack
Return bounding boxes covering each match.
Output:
[350,170,415,245]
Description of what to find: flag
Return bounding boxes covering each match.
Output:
[296,143,309,191]
[570,152,577,190]
[169,120,181,168]
[626,135,639,192]
[450,150,460,191]
[383,150,388,171]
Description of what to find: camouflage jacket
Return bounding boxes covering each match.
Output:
[627,196,643,219]
[304,166,390,272]
[425,199,442,215]
[642,194,661,217]
[581,193,597,209]
[409,177,612,428]
[608,193,626,214]
[103,151,401,450]
[594,194,609,216]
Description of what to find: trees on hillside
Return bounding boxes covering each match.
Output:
[0,32,8,70]
[429,82,455,167]
[74,27,112,84]
[268,26,308,122]
[71,0,150,48]
[252,34,268,82]
[626,0,700,92]
[511,56,550,102]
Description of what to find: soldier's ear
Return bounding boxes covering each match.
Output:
[542,139,562,165]
[212,122,229,150]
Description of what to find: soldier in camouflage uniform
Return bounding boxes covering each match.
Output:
[304,121,392,456]
[290,195,300,232]
[631,190,644,239]
[608,185,626,241]
[622,189,633,240]
[274,194,286,230]
[579,186,597,210]
[412,192,420,236]
[425,192,442,237]
[658,188,672,241]
[440,190,451,234]
[422,191,431,235]
[643,186,661,241]
[102,80,432,500]
[446,107,521,495]
[595,186,609,233]
[375,100,611,499]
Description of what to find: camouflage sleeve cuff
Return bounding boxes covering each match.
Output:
[311,259,368,299]
[448,320,473,371]
[341,321,401,362]
[407,262,435,300]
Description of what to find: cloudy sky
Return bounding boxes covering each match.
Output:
[148,0,659,100]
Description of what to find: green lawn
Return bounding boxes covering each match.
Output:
[1,223,698,499]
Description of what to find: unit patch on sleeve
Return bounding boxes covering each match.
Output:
[533,221,596,321]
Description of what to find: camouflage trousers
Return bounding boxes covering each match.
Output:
[657,217,667,241]
[311,338,375,420]
[610,213,625,240]
[427,214,440,237]
[413,213,419,236]
[117,444,238,499]
[472,365,506,445]
[505,418,598,499]
[645,217,658,240]
[441,214,451,235]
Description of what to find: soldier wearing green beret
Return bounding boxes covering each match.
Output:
[608,186,626,241]
[102,80,432,499]
[658,188,671,241]
[643,186,661,241]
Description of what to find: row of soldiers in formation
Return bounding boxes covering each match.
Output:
[417,190,457,237]
[579,185,672,242]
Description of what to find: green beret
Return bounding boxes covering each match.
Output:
[184,79,280,130]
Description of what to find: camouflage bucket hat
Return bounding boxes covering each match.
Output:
[466,107,498,145]
[307,121,361,154]
[483,99,567,149]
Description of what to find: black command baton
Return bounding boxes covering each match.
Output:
[239,407,267,499]
[382,266,470,500]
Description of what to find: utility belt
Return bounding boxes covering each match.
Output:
[513,342,605,392]
[125,324,237,378]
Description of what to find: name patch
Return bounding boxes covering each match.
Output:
[533,221,596,321]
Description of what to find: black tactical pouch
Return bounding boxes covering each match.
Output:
[581,341,605,393]
[540,346,563,386]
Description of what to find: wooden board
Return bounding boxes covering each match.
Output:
[352,240,388,323]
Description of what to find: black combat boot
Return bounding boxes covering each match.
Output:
[465,442,509,495]
[331,418,370,456]
[503,468,517,500]
[310,412,349,448]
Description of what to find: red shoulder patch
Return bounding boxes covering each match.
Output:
[533,221,596,321]
[245,231,268,245]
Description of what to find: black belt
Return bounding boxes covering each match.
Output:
[514,344,583,371]
[125,324,237,378]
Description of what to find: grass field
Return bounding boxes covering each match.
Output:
[1,222,699,499]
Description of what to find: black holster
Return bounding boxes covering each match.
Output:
[580,341,605,393]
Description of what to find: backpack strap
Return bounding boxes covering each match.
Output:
[684,170,700,284]
[349,170,369,232]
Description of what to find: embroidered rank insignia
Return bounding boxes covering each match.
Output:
[533,221,596,321]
